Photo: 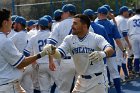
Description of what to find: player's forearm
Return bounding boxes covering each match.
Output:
[16,54,39,69]
[124,36,131,49]
[104,47,114,57]
[53,50,62,59]
[115,39,125,52]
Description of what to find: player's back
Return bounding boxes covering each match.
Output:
[27,30,51,63]
[48,18,73,46]
[128,14,140,36]
[11,30,29,53]
[115,15,128,37]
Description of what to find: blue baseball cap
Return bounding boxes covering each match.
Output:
[54,9,63,18]
[38,17,49,27]
[11,15,18,22]
[119,6,128,14]
[128,9,134,14]
[102,4,113,12]
[83,9,94,16]
[43,15,52,23]
[14,16,26,25]
[62,4,76,13]
[27,20,35,27]
[97,6,108,15]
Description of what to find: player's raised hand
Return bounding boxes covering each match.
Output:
[89,51,106,62]
[39,44,56,58]
[43,44,56,55]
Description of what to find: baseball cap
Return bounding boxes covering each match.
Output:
[38,17,49,27]
[119,6,128,14]
[97,6,108,15]
[83,9,94,16]
[11,15,18,22]
[14,16,26,25]
[102,4,113,12]
[128,9,134,14]
[62,4,76,13]
[54,9,63,18]
[43,15,52,23]
[27,20,35,27]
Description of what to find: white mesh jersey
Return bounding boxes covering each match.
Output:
[57,32,111,75]
[24,30,51,63]
[0,32,24,85]
[127,14,140,36]
[11,30,29,53]
[115,15,128,38]
[115,15,128,46]
[48,18,73,47]
[7,29,17,38]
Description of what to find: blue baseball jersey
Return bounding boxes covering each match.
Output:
[95,19,121,57]
[91,21,110,42]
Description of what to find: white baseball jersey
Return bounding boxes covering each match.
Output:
[27,29,38,40]
[7,29,17,38]
[11,30,29,53]
[58,32,111,75]
[115,15,128,38]
[48,18,73,47]
[127,14,140,36]
[24,30,51,63]
[0,32,24,85]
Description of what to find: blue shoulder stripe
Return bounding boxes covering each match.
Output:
[58,48,66,57]
[48,38,58,45]
[12,55,25,67]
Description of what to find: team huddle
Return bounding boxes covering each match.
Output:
[0,3,140,93]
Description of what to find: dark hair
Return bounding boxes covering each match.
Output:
[0,8,11,28]
[69,11,76,16]
[54,16,61,22]
[40,25,49,30]
[74,14,91,29]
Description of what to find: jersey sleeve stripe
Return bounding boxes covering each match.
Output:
[103,44,112,50]
[57,48,66,57]
[23,49,30,54]
[12,55,25,67]
[23,49,30,57]
[48,38,58,44]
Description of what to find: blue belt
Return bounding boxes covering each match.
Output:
[81,72,102,79]
[0,83,9,86]
[63,56,71,59]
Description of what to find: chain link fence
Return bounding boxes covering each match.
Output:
[0,0,138,20]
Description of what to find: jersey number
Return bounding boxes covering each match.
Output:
[133,19,140,27]
[38,39,47,52]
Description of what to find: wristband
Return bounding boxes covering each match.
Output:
[122,49,126,53]
[37,53,41,59]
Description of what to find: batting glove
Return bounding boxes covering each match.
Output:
[89,51,106,62]
[39,44,56,57]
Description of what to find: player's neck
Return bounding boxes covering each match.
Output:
[77,30,88,38]
[0,27,10,35]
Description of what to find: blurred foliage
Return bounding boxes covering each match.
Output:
[0,0,138,20]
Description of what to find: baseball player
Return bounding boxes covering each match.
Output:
[48,14,114,93]
[24,17,57,93]
[10,16,33,93]
[0,8,55,93]
[50,9,63,93]
[48,4,77,93]
[127,8,140,77]
[115,6,132,81]
[95,6,126,93]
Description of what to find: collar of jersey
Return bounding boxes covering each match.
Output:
[78,32,89,42]
[40,30,50,32]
